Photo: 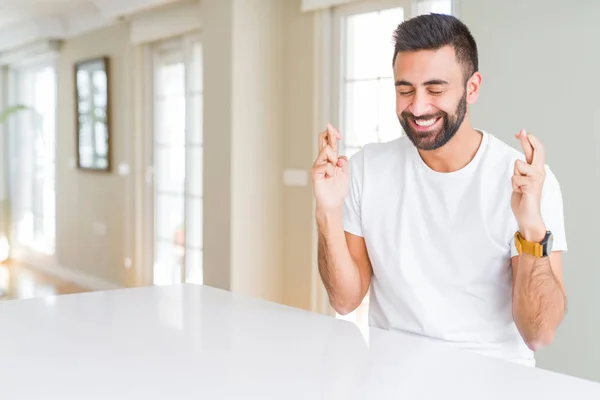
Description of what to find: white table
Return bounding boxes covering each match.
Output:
[1,284,599,399]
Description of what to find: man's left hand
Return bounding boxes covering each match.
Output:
[511,129,547,242]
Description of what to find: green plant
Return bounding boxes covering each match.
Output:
[0,104,30,124]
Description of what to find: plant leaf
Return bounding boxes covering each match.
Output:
[0,104,30,124]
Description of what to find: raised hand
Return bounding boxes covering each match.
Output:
[511,129,547,242]
[311,123,349,212]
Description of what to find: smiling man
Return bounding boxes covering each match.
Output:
[311,13,567,366]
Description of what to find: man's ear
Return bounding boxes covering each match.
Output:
[466,71,482,104]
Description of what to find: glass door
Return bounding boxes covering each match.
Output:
[8,64,56,257]
[151,33,203,286]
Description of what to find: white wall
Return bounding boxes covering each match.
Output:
[459,0,600,382]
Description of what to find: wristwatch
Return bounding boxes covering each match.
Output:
[514,231,553,258]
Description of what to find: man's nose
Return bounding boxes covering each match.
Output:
[407,92,432,117]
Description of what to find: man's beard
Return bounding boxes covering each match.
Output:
[399,91,467,151]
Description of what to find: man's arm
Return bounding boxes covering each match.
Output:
[312,123,372,316]
[317,208,372,315]
[510,129,567,351]
[512,250,566,351]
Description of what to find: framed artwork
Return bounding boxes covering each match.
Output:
[75,56,111,172]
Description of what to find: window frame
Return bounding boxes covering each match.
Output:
[330,0,455,156]
[331,0,413,156]
[5,55,58,262]
[145,31,204,286]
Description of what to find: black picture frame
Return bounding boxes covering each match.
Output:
[74,56,111,172]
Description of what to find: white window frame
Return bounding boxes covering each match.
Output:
[331,0,457,156]
[4,51,59,266]
[129,0,203,287]
[331,0,413,156]
[141,31,203,286]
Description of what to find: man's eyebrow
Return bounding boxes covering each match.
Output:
[394,79,450,86]
[395,80,412,86]
[423,79,449,85]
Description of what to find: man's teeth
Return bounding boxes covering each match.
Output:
[414,118,437,127]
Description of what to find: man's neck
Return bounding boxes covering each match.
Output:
[418,123,482,173]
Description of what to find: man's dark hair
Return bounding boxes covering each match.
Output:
[392,13,478,82]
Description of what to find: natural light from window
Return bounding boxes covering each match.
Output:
[152,36,203,287]
[10,65,56,256]
[340,6,404,160]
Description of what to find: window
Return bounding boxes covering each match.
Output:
[417,1,452,15]
[334,0,453,159]
[151,34,203,286]
[334,3,406,160]
[331,0,452,326]
[7,63,56,256]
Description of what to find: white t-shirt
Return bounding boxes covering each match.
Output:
[342,130,567,366]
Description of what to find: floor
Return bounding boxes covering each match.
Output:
[0,261,88,301]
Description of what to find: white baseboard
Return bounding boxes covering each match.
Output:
[31,263,124,291]
[9,246,124,291]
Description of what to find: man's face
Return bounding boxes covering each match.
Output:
[393,46,473,151]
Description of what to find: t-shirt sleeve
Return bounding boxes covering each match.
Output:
[342,149,364,237]
[510,164,567,257]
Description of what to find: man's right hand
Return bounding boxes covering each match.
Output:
[311,123,349,212]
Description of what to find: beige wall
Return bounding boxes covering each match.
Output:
[203,0,318,309]
[203,0,287,304]
[230,0,285,303]
[56,23,135,287]
[202,0,233,292]
[51,0,302,305]
[281,0,317,310]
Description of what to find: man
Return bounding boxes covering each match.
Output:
[311,13,567,367]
